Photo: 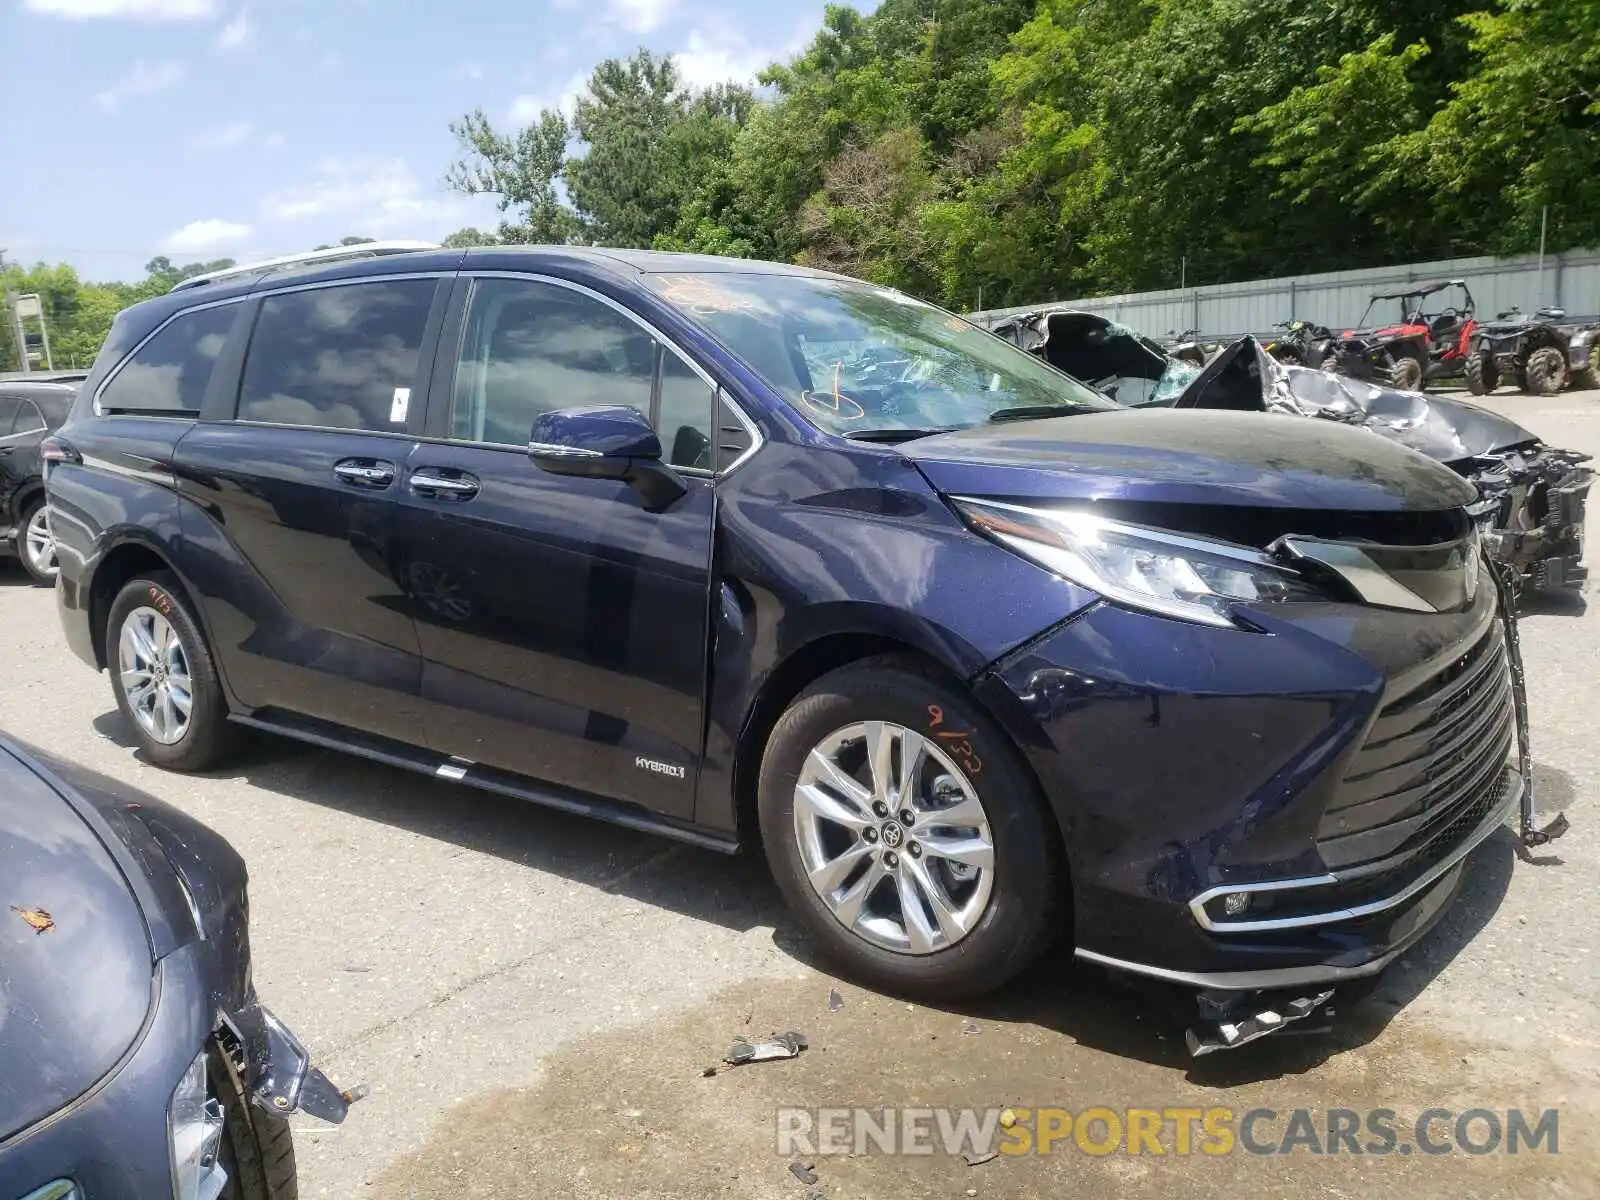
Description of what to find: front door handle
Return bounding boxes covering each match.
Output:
[409,468,480,501]
[334,459,397,489]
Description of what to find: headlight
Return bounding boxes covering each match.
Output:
[169,1049,227,1200]
[954,498,1330,628]
[19,1183,81,1200]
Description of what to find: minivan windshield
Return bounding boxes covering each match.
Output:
[645,272,1115,437]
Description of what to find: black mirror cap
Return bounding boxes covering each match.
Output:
[527,404,686,508]
[528,405,662,465]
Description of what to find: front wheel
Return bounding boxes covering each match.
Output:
[1387,348,1425,392]
[1464,352,1497,396]
[208,1040,298,1200]
[1524,345,1569,395]
[1575,342,1599,390]
[107,572,238,771]
[758,657,1065,1001]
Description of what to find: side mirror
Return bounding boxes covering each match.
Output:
[528,405,686,508]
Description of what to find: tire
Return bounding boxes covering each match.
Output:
[1272,349,1304,368]
[1575,343,1599,390]
[1464,352,1497,396]
[1387,348,1425,392]
[209,1039,298,1200]
[758,655,1065,1001]
[1524,345,1570,395]
[107,571,238,771]
[16,496,58,586]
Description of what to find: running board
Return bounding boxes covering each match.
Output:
[227,711,741,855]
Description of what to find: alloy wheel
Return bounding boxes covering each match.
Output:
[793,721,995,955]
[23,505,57,580]
[118,606,194,744]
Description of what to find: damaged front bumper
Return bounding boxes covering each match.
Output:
[224,1001,364,1124]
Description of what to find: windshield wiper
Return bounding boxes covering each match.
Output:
[986,404,1084,423]
[843,427,960,443]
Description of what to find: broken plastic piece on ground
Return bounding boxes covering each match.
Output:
[725,1031,808,1065]
[961,1022,981,1036]
[964,1150,999,1166]
[9,906,54,934]
[827,988,844,1012]
[700,1065,718,1077]
[789,1161,819,1185]
[1186,989,1334,1056]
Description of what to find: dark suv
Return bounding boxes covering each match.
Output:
[48,247,1524,1043]
[0,378,75,584]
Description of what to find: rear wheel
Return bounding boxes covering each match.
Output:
[758,656,1065,1001]
[1524,345,1569,395]
[17,497,57,586]
[209,1040,298,1200]
[107,572,238,770]
[1464,352,1498,396]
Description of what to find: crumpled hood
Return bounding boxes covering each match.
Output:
[1168,336,1542,463]
[0,747,153,1143]
[901,407,1476,512]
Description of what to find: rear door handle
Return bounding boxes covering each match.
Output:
[334,459,397,489]
[409,468,480,501]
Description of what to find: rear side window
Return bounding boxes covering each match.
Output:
[0,398,19,434]
[239,280,435,430]
[12,401,46,436]
[98,303,237,415]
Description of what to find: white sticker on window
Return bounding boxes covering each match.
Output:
[390,387,411,423]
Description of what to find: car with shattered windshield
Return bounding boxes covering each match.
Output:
[0,736,356,1198]
[45,245,1560,1053]
[989,307,1591,595]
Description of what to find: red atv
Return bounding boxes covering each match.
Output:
[1342,279,1480,391]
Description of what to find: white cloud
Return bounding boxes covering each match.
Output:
[262,131,286,149]
[673,30,771,89]
[95,59,185,110]
[24,0,214,17]
[508,71,588,124]
[608,0,674,34]
[259,158,482,238]
[454,62,485,82]
[215,7,249,50]
[160,218,254,254]
[190,120,254,150]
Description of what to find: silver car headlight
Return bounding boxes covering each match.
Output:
[19,1183,82,1200]
[955,498,1331,628]
[169,1049,227,1200]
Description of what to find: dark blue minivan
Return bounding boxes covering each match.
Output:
[46,246,1518,1034]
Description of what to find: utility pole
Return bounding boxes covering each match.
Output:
[0,250,28,374]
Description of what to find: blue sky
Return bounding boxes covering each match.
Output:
[1,0,850,282]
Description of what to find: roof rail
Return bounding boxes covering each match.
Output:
[169,240,442,293]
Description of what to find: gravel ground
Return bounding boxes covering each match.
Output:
[2,387,1596,1198]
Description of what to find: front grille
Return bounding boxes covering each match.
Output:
[1317,623,1513,873]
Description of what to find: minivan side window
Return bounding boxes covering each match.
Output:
[98,303,237,415]
[450,278,655,448]
[238,280,435,431]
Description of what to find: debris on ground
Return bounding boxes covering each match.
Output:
[789,1161,819,1185]
[700,1065,718,1078]
[961,1023,981,1036]
[724,1031,808,1066]
[10,905,54,934]
[963,1150,998,1166]
[827,988,844,1012]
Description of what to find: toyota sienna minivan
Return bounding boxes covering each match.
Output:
[46,245,1519,1038]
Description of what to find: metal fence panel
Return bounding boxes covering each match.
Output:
[972,249,1600,339]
